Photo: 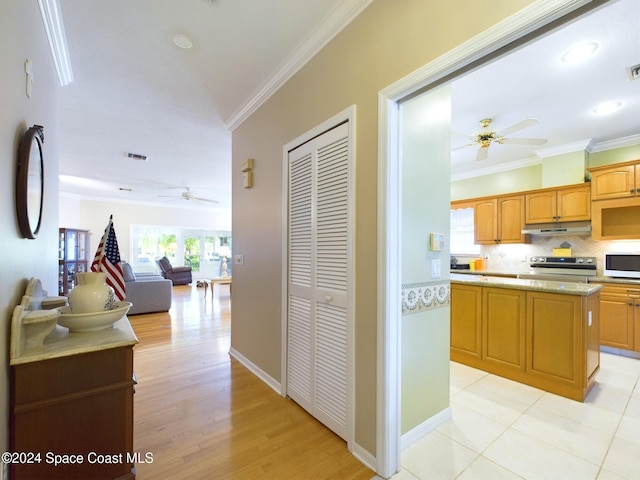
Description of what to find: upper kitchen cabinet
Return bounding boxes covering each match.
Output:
[525,184,591,224]
[589,160,640,240]
[589,159,640,201]
[475,195,530,244]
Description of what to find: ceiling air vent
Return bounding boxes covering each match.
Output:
[628,64,640,81]
[126,152,148,161]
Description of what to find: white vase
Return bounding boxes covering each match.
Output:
[68,272,115,314]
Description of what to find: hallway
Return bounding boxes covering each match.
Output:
[129,285,373,479]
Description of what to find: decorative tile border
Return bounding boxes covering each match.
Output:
[401,281,450,315]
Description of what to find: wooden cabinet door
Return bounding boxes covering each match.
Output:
[600,291,634,350]
[498,195,529,244]
[526,292,581,386]
[450,284,482,360]
[635,302,640,353]
[591,164,636,200]
[482,287,525,371]
[474,198,497,244]
[525,190,556,224]
[557,185,591,222]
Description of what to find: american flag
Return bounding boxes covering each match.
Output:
[91,215,126,301]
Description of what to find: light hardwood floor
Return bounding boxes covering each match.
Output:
[129,284,373,479]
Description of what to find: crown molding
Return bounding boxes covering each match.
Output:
[38,0,73,86]
[224,0,373,131]
[536,138,593,157]
[589,133,640,152]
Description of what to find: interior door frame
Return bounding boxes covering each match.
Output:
[376,0,606,477]
[281,105,356,448]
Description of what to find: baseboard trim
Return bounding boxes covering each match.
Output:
[351,441,377,474]
[229,347,282,394]
[400,406,451,452]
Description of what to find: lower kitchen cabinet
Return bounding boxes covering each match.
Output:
[483,288,525,372]
[450,284,482,358]
[598,282,640,352]
[450,283,600,401]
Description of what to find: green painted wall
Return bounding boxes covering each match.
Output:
[542,150,587,187]
[400,86,451,434]
[452,144,640,201]
[451,165,542,200]
[588,144,640,169]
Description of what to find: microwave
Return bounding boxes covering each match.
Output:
[604,252,640,279]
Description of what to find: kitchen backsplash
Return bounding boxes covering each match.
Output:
[453,235,640,276]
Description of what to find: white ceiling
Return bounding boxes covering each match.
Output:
[57,0,640,209]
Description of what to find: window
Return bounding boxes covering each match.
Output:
[130,225,231,275]
[450,207,481,255]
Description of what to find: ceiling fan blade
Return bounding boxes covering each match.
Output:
[451,143,476,151]
[451,131,474,139]
[500,137,547,146]
[192,196,220,204]
[498,118,539,136]
[476,146,489,161]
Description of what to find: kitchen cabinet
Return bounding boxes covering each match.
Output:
[589,159,640,201]
[525,184,591,224]
[10,344,136,479]
[450,277,600,401]
[474,195,530,244]
[526,291,600,400]
[597,282,640,352]
[587,161,640,239]
[590,196,640,240]
[450,284,482,358]
[483,288,526,372]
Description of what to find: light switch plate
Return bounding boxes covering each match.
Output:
[233,254,244,266]
[431,259,441,278]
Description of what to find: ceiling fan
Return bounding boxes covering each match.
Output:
[453,118,548,161]
[159,187,219,204]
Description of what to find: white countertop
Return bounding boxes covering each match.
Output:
[10,317,138,366]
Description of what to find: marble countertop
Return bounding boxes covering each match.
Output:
[451,269,640,286]
[589,276,640,286]
[10,317,138,366]
[450,273,603,296]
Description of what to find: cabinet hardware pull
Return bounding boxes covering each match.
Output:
[631,189,636,194]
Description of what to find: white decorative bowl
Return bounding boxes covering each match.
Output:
[57,301,132,332]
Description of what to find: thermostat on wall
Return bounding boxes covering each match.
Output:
[430,233,445,251]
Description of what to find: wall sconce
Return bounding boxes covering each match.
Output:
[242,158,254,189]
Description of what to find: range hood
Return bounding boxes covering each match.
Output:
[521,221,591,236]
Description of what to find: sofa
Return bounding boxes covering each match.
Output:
[122,262,172,315]
[156,257,193,285]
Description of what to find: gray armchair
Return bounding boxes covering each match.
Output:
[156,257,192,285]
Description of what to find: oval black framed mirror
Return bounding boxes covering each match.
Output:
[16,125,44,239]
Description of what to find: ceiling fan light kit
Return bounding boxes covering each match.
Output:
[457,118,548,161]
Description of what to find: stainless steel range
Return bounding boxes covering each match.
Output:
[518,256,597,283]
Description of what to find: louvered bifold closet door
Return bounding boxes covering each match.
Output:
[287,122,350,440]
[287,148,314,414]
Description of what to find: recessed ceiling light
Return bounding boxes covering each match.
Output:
[172,33,193,50]
[561,42,598,64]
[593,101,622,116]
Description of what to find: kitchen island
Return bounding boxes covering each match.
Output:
[450,273,602,401]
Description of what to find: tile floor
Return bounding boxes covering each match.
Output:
[395,352,640,480]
